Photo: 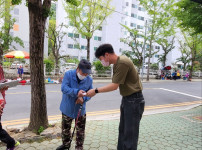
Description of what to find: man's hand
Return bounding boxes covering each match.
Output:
[76,97,84,104]
[77,90,86,97]
[86,89,96,97]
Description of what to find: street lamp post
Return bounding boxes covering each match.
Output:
[141,20,147,81]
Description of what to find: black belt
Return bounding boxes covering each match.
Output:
[124,91,143,99]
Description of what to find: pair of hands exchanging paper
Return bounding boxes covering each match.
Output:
[76,90,87,105]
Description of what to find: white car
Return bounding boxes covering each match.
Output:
[10,61,24,69]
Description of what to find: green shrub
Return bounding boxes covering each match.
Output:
[93,61,110,74]
[3,62,11,67]
[66,58,79,64]
[44,59,54,73]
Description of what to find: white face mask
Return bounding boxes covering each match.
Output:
[77,72,86,80]
[101,59,109,67]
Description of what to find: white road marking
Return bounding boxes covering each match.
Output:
[159,88,202,99]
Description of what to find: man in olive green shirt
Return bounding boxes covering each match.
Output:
[87,44,145,150]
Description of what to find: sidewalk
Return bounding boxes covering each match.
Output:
[0,105,201,150]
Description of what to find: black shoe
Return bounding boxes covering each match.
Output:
[56,145,69,150]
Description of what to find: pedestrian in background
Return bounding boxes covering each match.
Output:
[56,59,93,150]
[17,65,24,79]
[0,65,20,150]
[87,44,145,150]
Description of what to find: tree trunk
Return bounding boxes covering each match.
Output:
[189,59,193,79]
[163,55,166,67]
[87,38,90,61]
[28,0,51,131]
[55,57,59,75]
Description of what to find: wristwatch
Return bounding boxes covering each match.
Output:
[95,88,99,93]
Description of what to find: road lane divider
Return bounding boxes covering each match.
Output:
[2,100,201,126]
[159,88,202,99]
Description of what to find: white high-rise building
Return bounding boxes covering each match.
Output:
[9,0,48,57]
[57,0,182,68]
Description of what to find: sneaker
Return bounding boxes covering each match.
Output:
[7,141,20,150]
[56,145,69,150]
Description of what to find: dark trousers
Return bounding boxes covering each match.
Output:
[62,113,86,150]
[0,117,15,149]
[117,92,145,150]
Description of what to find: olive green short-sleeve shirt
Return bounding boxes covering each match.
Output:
[112,56,143,96]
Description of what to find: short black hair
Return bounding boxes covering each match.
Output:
[95,44,114,58]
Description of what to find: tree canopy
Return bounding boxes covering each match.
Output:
[174,0,202,34]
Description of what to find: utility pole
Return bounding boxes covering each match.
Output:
[141,20,147,81]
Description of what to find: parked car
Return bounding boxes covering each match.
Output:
[10,61,24,69]
[60,63,77,74]
[23,64,30,74]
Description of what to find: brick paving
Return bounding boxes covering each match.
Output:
[0,105,201,150]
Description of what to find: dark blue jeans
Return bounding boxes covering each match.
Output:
[117,92,145,150]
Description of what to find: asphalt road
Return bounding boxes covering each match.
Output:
[1,81,202,121]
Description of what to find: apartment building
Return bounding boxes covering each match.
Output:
[9,0,48,57]
[57,0,182,67]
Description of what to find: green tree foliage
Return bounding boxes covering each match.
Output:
[120,24,148,69]
[64,0,114,61]
[176,40,191,71]
[156,23,176,67]
[44,58,54,73]
[0,0,24,64]
[181,32,201,78]
[174,0,202,34]
[150,63,159,70]
[46,20,69,74]
[139,0,175,81]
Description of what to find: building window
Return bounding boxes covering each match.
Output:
[74,34,79,38]
[81,35,86,39]
[94,47,98,51]
[74,44,80,49]
[132,4,137,8]
[94,36,102,41]
[155,54,159,58]
[138,7,145,11]
[126,2,129,6]
[68,33,73,38]
[137,25,144,29]
[14,8,19,15]
[130,23,136,28]
[138,16,144,21]
[131,13,137,18]
[81,45,87,50]
[155,46,160,49]
[68,44,73,49]
[98,37,102,41]
[125,21,127,25]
